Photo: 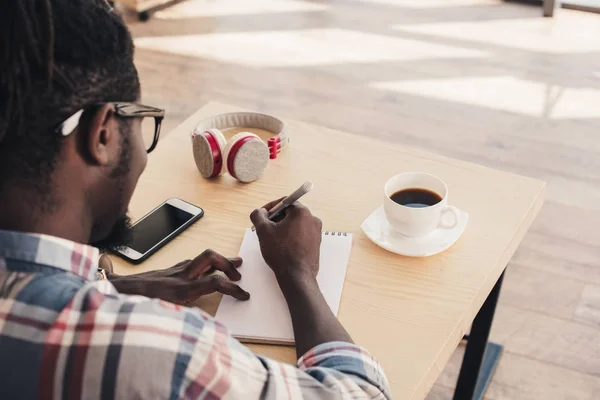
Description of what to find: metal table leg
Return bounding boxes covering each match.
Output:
[503,1,558,17]
[544,0,558,17]
[452,271,505,400]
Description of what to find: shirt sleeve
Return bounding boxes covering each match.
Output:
[296,342,391,399]
[253,342,391,400]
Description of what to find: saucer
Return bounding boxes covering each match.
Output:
[360,206,469,257]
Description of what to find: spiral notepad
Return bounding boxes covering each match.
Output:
[215,228,353,345]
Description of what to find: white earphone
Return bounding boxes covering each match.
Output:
[191,112,288,183]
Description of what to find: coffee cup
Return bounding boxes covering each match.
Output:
[383,172,459,237]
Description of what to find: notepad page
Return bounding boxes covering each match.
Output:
[215,229,353,344]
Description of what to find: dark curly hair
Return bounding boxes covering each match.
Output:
[0,0,140,192]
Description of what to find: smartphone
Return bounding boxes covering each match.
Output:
[115,198,204,264]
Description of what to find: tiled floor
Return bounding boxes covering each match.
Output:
[123,0,600,398]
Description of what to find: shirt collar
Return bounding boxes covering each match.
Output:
[0,229,99,281]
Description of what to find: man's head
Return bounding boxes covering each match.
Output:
[0,0,147,250]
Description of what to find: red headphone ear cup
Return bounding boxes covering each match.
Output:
[191,128,227,178]
[224,132,268,183]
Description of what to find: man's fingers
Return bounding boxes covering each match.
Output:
[262,197,286,211]
[206,257,242,275]
[284,202,310,217]
[194,275,250,301]
[229,257,243,268]
[172,259,192,270]
[250,207,273,233]
[188,249,242,281]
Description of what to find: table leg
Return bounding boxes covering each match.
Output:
[543,0,558,17]
[503,1,558,17]
[452,271,505,400]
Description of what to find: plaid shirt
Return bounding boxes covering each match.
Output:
[0,229,390,399]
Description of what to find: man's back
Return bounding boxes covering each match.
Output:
[0,230,390,399]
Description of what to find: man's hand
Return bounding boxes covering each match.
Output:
[107,249,250,304]
[250,199,352,358]
[250,199,322,283]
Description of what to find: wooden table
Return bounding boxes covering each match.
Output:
[112,102,545,399]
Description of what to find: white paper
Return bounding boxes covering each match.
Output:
[215,229,353,344]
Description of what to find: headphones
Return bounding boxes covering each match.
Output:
[191,112,289,183]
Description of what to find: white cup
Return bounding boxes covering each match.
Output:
[383,172,459,237]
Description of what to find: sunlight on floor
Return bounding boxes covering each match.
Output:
[395,13,600,53]
[370,76,600,119]
[355,0,498,8]
[154,0,328,19]
[135,28,489,68]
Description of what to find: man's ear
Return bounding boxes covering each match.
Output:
[79,104,117,166]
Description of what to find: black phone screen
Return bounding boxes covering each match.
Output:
[128,203,196,254]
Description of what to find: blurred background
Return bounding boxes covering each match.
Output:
[114,1,600,398]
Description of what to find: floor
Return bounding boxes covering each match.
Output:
[122,1,600,398]
[563,0,600,13]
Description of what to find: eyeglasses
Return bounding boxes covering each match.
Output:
[56,102,165,154]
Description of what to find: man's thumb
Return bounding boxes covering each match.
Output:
[250,207,271,231]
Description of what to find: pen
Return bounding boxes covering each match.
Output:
[268,181,314,221]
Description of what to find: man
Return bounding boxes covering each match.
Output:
[0,1,390,398]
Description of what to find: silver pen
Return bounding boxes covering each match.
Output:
[268,181,314,220]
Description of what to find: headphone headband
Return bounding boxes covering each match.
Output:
[193,112,288,158]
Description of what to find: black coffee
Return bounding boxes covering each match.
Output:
[390,188,442,208]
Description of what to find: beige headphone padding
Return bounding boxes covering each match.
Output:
[223,131,258,166]
[224,132,268,183]
[191,128,227,178]
[206,128,228,149]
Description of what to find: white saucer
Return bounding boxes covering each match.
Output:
[360,206,469,257]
